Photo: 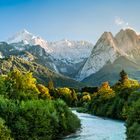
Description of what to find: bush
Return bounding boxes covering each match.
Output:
[0,70,81,139]
[0,96,80,140]
[127,122,140,140]
[0,118,13,140]
[54,99,80,135]
[37,84,51,99]
[126,99,140,140]
[4,70,39,100]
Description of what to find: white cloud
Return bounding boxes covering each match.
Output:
[115,17,129,27]
[114,17,140,35]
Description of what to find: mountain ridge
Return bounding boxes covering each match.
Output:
[0,56,86,88]
[2,28,140,86]
[6,29,94,77]
[78,28,140,81]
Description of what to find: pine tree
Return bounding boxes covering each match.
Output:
[119,70,128,83]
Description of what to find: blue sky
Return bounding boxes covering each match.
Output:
[0,0,140,43]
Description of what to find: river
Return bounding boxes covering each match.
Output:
[64,110,126,140]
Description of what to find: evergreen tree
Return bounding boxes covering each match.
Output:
[119,70,128,83]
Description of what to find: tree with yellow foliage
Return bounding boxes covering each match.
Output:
[37,84,51,99]
[82,92,91,102]
[94,82,115,100]
[5,69,39,100]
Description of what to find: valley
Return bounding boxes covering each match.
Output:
[0,28,140,140]
[1,1,140,140]
[1,28,140,86]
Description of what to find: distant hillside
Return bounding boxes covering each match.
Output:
[0,56,85,88]
[82,56,140,86]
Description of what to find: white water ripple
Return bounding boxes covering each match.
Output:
[64,110,126,140]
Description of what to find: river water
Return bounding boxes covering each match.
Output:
[64,110,126,140]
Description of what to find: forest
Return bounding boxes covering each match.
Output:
[0,69,139,139]
[77,70,140,140]
[0,70,80,140]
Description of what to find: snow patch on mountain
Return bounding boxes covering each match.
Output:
[7,29,52,53]
[7,29,93,64]
[7,29,34,44]
[48,39,93,63]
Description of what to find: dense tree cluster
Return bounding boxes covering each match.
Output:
[0,70,80,140]
[79,70,140,139]
[0,68,139,139]
[0,118,13,140]
[126,99,140,140]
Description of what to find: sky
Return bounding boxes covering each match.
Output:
[0,0,140,43]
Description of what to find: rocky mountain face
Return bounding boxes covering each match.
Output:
[115,29,140,61]
[7,30,93,77]
[78,32,121,80]
[82,56,140,86]
[1,28,140,86]
[78,28,140,85]
[0,42,57,72]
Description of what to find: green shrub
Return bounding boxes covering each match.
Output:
[126,99,140,140]
[0,96,80,140]
[0,118,13,140]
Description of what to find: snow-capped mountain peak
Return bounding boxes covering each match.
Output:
[7,29,34,44]
[48,39,93,63]
[4,28,140,83]
[7,29,52,52]
[21,29,30,34]
[6,29,94,77]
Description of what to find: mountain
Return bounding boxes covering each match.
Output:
[78,31,128,80]
[7,29,51,52]
[0,56,85,88]
[3,28,140,86]
[115,29,140,62]
[7,29,93,77]
[0,42,58,72]
[79,28,140,85]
